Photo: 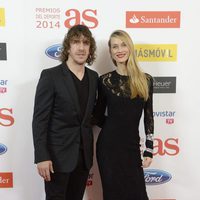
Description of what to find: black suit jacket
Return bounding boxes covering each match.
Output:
[32,63,98,172]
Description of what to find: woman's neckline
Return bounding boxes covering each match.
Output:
[114,70,128,77]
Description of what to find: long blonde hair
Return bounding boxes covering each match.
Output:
[108,30,149,100]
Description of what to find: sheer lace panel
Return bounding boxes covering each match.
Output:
[101,71,131,97]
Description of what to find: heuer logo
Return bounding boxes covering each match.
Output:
[0,143,7,155]
[0,8,5,27]
[0,43,7,60]
[153,77,176,93]
[45,44,62,60]
[126,11,180,28]
[0,172,13,188]
[144,169,172,185]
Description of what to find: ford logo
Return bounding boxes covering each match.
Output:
[45,44,63,60]
[0,143,7,155]
[144,169,172,185]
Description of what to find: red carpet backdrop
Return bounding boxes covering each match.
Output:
[0,0,200,199]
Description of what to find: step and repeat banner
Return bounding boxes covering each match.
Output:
[1,1,200,200]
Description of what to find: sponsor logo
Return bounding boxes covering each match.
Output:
[135,44,177,62]
[166,118,174,124]
[153,111,175,117]
[141,137,179,156]
[126,11,180,28]
[87,173,93,187]
[154,138,179,156]
[153,77,176,93]
[144,169,172,185]
[64,9,98,29]
[0,79,8,94]
[0,43,7,60]
[0,108,15,127]
[35,7,61,18]
[0,143,7,155]
[153,111,175,124]
[45,44,62,60]
[0,172,13,188]
[0,8,5,27]
[35,8,61,29]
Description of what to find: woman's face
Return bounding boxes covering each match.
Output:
[110,37,130,65]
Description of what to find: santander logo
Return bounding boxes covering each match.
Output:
[126,11,181,28]
[129,14,139,24]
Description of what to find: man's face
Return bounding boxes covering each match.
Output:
[68,35,90,65]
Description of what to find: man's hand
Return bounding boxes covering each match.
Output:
[142,157,152,168]
[37,160,54,181]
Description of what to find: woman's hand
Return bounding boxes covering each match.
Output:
[142,157,152,168]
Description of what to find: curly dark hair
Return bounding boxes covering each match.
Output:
[60,24,96,66]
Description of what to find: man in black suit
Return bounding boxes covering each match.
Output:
[32,24,98,200]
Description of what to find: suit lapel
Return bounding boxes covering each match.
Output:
[82,67,96,124]
[61,63,81,121]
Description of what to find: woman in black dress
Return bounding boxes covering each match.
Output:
[93,30,154,200]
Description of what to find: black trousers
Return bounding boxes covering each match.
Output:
[45,150,89,200]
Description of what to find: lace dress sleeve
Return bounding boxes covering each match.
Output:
[91,76,107,128]
[143,75,154,158]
